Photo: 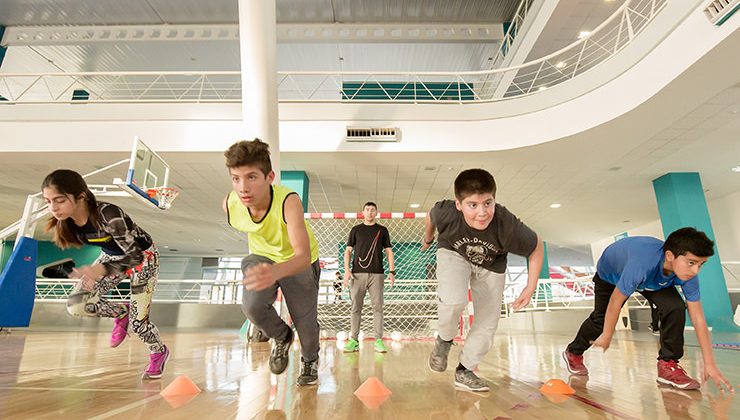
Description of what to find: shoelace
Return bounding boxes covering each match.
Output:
[664,360,687,374]
[302,360,315,374]
[274,340,288,355]
[570,354,585,365]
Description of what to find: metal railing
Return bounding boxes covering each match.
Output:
[490,0,536,67]
[34,275,653,313]
[0,0,667,104]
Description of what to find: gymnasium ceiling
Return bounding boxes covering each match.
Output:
[1,0,739,258]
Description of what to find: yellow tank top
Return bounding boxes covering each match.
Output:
[227,185,319,264]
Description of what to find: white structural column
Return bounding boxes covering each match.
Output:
[238,0,280,180]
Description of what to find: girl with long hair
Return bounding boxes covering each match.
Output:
[42,169,169,379]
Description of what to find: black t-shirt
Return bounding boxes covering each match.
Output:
[347,223,392,274]
[430,200,537,273]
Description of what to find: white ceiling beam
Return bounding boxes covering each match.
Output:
[1,23,504,47]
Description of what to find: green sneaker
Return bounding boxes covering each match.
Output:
[343,338,359,353]
[374,339,388,353]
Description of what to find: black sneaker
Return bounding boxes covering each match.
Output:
[454,368,490,392]
[429,336,454,372]
[296,357,318,386]
[269,328,294,375]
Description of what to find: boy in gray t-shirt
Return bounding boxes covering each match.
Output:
[422,168,544,392]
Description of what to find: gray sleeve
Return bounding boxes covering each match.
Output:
[430,200,454,229]
[497,205,538,257]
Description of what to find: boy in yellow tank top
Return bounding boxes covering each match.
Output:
[223,139,321,386]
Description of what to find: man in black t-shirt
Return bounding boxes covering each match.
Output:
[343,202,395,354]
[422,169,544,392]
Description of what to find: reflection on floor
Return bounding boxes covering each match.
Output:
[0,329,737,419]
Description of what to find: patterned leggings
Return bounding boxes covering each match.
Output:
[66,245,164,353]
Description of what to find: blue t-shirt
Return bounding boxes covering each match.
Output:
[597,237,700,302]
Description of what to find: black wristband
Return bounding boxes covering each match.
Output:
[425,237,435,245]
[389,270,396,275]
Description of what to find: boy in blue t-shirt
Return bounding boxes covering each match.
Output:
[563,227,732,392]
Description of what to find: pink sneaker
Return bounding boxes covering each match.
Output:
[110,303,130,348]
[142,345,170,380]
[657,360,700,390]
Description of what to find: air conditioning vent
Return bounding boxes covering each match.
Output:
[704,0,739,25]
[346,127,399,142]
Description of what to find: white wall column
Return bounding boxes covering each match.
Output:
[238,0,280,180]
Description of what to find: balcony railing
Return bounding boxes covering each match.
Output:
[0,0,667,104]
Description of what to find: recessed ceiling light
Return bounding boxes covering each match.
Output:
[555,61,566,69]
[163,245,169,248]
[732,166,740,172]
[578,31,590,39]
[409,203,421,208]
[549,203,561,209]
[538,86,548,91]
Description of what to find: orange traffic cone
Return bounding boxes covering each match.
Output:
[539,379,575,395]
[160,375,201,409]
[354,377,392,409]
[161,375,201,396]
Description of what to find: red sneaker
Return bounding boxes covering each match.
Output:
[563,350,588,376]
[657,360,700,390]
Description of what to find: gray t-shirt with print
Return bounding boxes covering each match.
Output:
[430,200,538,273]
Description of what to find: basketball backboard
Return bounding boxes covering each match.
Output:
[112,137,174,210]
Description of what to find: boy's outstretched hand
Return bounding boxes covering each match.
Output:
[703,363,735,393]
[591,333,612,351]
[243,263,276,291]
[510,286,535,311]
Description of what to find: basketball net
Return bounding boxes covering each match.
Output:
[147,187,180,210]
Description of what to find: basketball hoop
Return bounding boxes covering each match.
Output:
[147,187,180,210]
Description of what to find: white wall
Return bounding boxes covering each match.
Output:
[708,190,740,262]
[589,220,664,265]
[708,190,740,290]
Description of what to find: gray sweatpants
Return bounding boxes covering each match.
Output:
[241,254,321,362]
[349,272,385,340]
[436,248,506,370]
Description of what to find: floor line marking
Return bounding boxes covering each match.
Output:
[87,394,162,419]
[0,386,148,393]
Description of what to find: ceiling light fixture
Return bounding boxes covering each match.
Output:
[578,31,590,39]
[409,203,421,208]
[555,61,566,69]
[732,166,740,172]
[549,203,561,209]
